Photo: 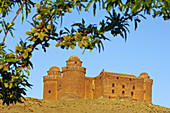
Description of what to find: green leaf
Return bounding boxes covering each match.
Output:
[3,65,9,71]
[0,64,4,69]
[25,31,31,35]
[25,70,30,76]
[6,58,19,63]
[56,42,60,47]
[26,48,32,52]
[93,3,96,16]
[47,24,51,30]
[23,52,28,59]
[9,83,13,89]
[4,83,8,88]
[15,45,21,51]
[85,1,92,11]
[16,67,22,71]
[39,32,48,41]
[107,4,113,12]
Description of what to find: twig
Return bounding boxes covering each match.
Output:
[2,0,26,43]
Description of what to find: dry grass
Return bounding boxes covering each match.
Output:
[0,98,170,113]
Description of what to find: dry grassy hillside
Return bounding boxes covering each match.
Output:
[0,98,170,113]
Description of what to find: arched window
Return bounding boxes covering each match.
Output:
[131,92,134,96]
[133,86,135,90]
[112,90,114,94]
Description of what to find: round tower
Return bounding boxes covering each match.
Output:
[61,56,86,99]
[139,72,153,104]
[43,66,61,100]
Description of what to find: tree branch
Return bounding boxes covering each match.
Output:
[2,0,26,43]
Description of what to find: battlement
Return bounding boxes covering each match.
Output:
[62,66,86,73]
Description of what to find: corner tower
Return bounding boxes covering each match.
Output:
[62,56,86,99]
[139,72,153,104]
[43,66,61,100]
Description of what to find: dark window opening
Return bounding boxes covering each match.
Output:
[75,62,77,64]
[130,79,131,81]
[112,83,115,87]
[117,77,119,79]
[133,86,135,90]
[122,91,125,95]
[92,89,94,91]
[112,90,114,94]
[122,85,125,88]
[131,92,134,96]
[67,67,68,69]
[144,90,146,93]
[49,90,51,93]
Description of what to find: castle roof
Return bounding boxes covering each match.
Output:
[139,72,150,79]
[68,56,80,61]
[105,72,137,78]
[49,66,60,71]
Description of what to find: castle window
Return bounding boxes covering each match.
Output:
[133,86,135,90]
[117,77,119,79]
[112,90,114,94]
[122,91,125,95]
[130,79,132,81]
[122,85,125,88]
[112,83,115,87]
[100,77,102,79]
[75,61,77,64]
[67,67,68,69]
[49,90,51,93]
[144,90,146,93]
[131,92,134,96]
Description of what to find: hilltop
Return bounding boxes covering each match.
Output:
[0,98,170,113]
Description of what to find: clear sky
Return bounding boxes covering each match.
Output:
[2,4,170,108]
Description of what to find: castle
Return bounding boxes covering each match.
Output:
[43,56,153,104]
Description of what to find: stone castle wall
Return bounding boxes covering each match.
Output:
[43,56,153,104]
[85,77,93,99]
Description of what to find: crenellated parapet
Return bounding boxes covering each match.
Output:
[43,76,58,82]
[48,71,61,75]
[62,66,86,73]
[43,66,61,82]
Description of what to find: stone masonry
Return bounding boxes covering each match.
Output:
[43,56,153,104]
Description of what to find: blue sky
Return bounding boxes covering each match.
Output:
[1,4,170,108]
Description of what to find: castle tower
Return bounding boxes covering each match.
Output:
[43,66,61,100]
[139,72,153,104]
[61,56,86,99]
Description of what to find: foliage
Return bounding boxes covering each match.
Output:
[0,0,169,105]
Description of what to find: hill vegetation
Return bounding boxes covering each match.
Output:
[0,98,170,113]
